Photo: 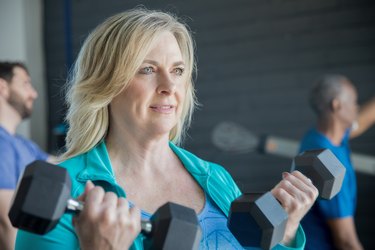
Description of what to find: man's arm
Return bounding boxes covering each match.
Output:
[327,217,363,250]
[350,97,375,138]
[0,189,16,250]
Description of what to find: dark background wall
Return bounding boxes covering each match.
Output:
[44,0,375,247]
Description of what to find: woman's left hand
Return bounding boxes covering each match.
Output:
[271,171,319,246]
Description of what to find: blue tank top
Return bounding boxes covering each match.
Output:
[140,194,251,249]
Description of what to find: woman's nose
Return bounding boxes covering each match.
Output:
[157,74,176,95]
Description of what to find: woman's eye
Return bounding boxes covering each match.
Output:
[173,67,184,76]
[139,66,154,75]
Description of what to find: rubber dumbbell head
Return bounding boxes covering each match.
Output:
[228,192,288,250]
[144,202,201,250]
[9,160,71,234]
[292,149,346,199]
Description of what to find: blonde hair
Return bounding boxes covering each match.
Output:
[61,8,197,160]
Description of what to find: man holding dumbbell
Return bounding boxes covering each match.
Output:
[16,8,318,250]
[299,75,375,250]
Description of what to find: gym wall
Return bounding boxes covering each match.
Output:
[43,0,375,247]
[0,0,48,150]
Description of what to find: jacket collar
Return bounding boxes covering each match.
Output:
[76,141,116,184]
[75,140,233,216]
[75,141,211,189]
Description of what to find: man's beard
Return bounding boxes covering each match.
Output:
[8,91,33,119]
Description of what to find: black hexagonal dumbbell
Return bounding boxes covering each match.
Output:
[9,160,201,250]
[291,148,346,199]
[228,192,288,250]
[228,148,346,250]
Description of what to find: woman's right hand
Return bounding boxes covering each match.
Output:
[73,181,141,250]
[271,171,319,246]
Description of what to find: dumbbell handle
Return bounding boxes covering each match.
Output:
[66,198,152,233]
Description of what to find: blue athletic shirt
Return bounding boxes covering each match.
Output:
[299,127,357,250]
[139,193,247,250]
[0,125,49,189]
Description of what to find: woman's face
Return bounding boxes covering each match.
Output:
[110,31,187,139]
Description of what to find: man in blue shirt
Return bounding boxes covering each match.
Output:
[299,74,375,250]
[0,62,52,250]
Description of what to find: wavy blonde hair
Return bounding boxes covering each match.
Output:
[61,8,197,160]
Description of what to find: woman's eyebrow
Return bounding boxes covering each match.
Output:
[143,59,185,67]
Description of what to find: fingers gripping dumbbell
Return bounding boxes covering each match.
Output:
[227,148,346,250]
[8,161,202,250]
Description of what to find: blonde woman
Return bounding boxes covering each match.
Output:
[16,8,318,250]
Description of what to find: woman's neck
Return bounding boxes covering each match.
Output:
[105,128,173,174]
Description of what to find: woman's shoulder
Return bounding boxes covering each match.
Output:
[58,153,86,175]
[170,143,239,192]
[57,154,87,197]
[170,142,229,173]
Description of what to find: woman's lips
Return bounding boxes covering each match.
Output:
[150,105,175,113]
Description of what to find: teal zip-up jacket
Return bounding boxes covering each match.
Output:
[16,141,306,250]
